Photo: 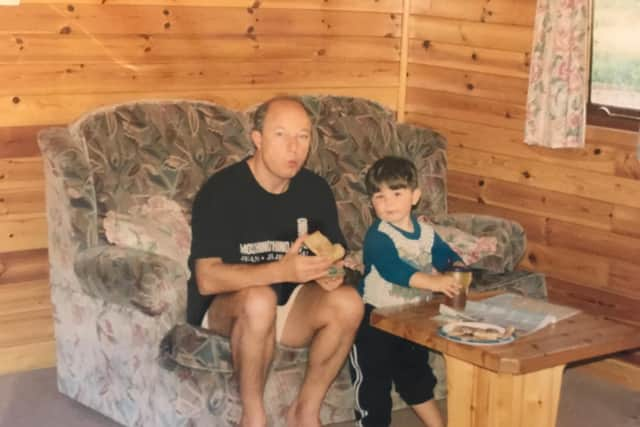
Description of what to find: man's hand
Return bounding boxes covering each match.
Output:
[315,261,345,291]
[279,235,335,283]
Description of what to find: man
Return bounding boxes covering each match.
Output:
[187,96,364,427]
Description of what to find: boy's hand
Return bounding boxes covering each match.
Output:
[279,235,334,283]
[410,272,461,297]
[431,274,461,298]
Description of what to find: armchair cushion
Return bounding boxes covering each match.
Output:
[74,245,187,316]
[103,195,191,272]
[432,213,527,273]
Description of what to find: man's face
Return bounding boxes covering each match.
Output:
[251,100,312,182]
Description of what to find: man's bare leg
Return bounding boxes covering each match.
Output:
[280,284,364,427]
[207,287,278,427]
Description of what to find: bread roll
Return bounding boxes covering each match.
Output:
[303,231,345,263]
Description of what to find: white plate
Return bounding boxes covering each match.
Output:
[438,321,515,346]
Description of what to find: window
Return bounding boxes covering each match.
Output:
[588,0,640,131]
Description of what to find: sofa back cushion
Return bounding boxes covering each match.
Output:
[71,101,252,245]
[297,96,447,252]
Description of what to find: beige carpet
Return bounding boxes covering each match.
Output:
[0,366,637,427]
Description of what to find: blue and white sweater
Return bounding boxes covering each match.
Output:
[359,216,461,308]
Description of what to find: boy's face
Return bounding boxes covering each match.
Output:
[371,184,421,227]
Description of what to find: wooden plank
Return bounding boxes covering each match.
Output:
[614,149,640,180]
[409,15,532,52]
[408,113,619,175]
[608,260,640,299]
[0,339,56,375]
[0,126,43,158]
[546,277,640,326]
[395,0,410,122]
[2,86,399,127]
[573,358,640,392]
[0,307,54,347]
[447,194,547,243]
[0,215,48,253]
[546,219,640,266]
[612,204,640,239]
[405,89,526,131]
[0,187,46,216]
[20,0,403,13]
[2,6,401,37]
[1,34,401,63]
[407,63,528,104]
[408,40,529,78]
[0,248,49,286]
[520,242,609,290]
[0,280,51,316]
[447,145,640,210]
[2,61,399,95]
[0,157,44,190]
[586,125,637,150]
[411,0,536,27]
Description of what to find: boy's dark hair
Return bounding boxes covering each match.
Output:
[252,95,310,132]
[365,156,418,195]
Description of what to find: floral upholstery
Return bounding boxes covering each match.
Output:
[38,96,545,427]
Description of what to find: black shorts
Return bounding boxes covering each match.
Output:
[348,304,437,426]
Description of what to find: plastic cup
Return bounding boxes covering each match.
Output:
[443,266,473,310]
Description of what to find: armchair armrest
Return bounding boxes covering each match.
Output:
[38,127,98,251]
[431,213,527,273]
[74,245,187,316]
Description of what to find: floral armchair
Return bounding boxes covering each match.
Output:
[38,96,546,427]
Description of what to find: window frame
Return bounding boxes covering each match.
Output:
[586,0,640,132]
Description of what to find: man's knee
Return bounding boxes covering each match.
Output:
[324,286,364,327]
[236,287,278,327]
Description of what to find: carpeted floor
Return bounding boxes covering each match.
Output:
[0,367,638,427]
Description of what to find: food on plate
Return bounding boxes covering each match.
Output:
[447,324,506,341]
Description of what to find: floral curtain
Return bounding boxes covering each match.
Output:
[525,0,590,148]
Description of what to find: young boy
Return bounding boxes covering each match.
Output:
[349,156,462,427]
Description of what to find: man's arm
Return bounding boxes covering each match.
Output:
[195,235,335,295]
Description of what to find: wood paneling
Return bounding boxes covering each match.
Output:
[0,1,404,374]
[4,6,402,37]
[3,87,399,127]
[2,34,400,63]
[405,1,640,380]
[411,0,536,26]
[409,15,532,52]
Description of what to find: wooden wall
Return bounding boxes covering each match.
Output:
[1,0,639,376]
[0,0,404,374]
[404,0,640,328]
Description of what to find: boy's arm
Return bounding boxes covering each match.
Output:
[366,229,460,297]
[365,230,419,287]
[431,232,463,272]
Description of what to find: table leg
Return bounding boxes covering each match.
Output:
[444,356,565,427]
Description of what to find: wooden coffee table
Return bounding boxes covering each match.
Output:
[370,299,640,427]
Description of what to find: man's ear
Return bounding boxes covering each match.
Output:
[412,188,421,206]
[250,129,262,150]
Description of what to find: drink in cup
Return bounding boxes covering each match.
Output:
[443,266,473,310]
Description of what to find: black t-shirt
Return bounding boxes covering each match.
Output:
[186,159,347,326]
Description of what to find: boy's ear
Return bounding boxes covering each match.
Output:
[412,188,421,206]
